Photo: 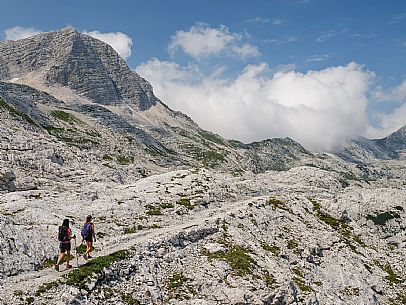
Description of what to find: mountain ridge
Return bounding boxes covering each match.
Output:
[335,125,406,163]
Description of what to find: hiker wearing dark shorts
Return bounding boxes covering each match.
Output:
[55,219,76,271]
[82,215,96,259]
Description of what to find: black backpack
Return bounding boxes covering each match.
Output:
[58,226,68,241]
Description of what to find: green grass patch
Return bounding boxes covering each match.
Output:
[0,97,37,125]
[65,249,130,289]
[198,130,226,145]
[146,205,162,216]
[35,281,61,296]
[341,286,360,296]
[124,224,161,234]
[204,244,256,276]
[176,198,194,210]
[374,261,403,285]
[363,263,373,273]
[202,150,225,167]
[287,239,299,250]
[43,125,99,146]
[262,270,278,288]
[292,266,304,278]
[121,292,141,305]
[50,110,81,124]
[13,290,23,297]
[167,272,190,291]
[352,234,367,247]
[160,202,174,209]
[117,155,134,165]
[166,272,195,300]
[388,292,406,305]
[292,267,313,293]
[269,197,293,213]
[102,154,113,161]
[261,242,281,255]
[145,202,174,217]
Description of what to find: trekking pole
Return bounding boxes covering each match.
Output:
[74,237,78,268]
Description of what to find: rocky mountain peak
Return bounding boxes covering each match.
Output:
[381,125,406,151]
[0,28,157,110]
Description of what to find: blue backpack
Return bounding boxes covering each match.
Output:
[81,223,92,239]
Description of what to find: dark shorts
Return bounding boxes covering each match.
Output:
[59,242,71,253]
[84,235,93,243]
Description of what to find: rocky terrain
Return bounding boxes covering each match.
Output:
[0,28,405,305]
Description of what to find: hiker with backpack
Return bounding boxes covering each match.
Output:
[55,218,76,271]
[81,215,96,259]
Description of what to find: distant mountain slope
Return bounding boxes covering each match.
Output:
[335,126,406,163]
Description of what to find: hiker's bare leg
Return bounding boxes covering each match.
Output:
[85,241,91,257]
[56,252,65,265]
[66,251,70,266]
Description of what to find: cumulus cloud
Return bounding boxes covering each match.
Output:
[4,26,42,40]
[83,30,133,60]
[137,60,374,151]
[168,23,259,59]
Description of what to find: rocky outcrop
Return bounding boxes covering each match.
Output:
[0,215,55,278]
[0,169,16,191]
[0,164,404,305]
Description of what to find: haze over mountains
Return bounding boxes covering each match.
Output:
[0,28,405,305]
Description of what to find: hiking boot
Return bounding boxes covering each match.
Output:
[66,264,73,270]
[54,264,59,271]
[83,254,88,260]
[87,255,92,259]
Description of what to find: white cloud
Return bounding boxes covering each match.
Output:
[372,80,406,103]
[316,31,336,42]
[389,13,406,24]
[306,54,330,62]
[246,17,283,25]
[246,17,270,24]
[265,36,297,45]
[231,44,260,58]
[137,61,374,151]
[272,19,283,25]
[4,26,42,40]
[367,104,406,138]
[83,31,133,60]
[168,23,259,59]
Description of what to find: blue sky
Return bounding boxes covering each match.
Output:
[1,0,405,150]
